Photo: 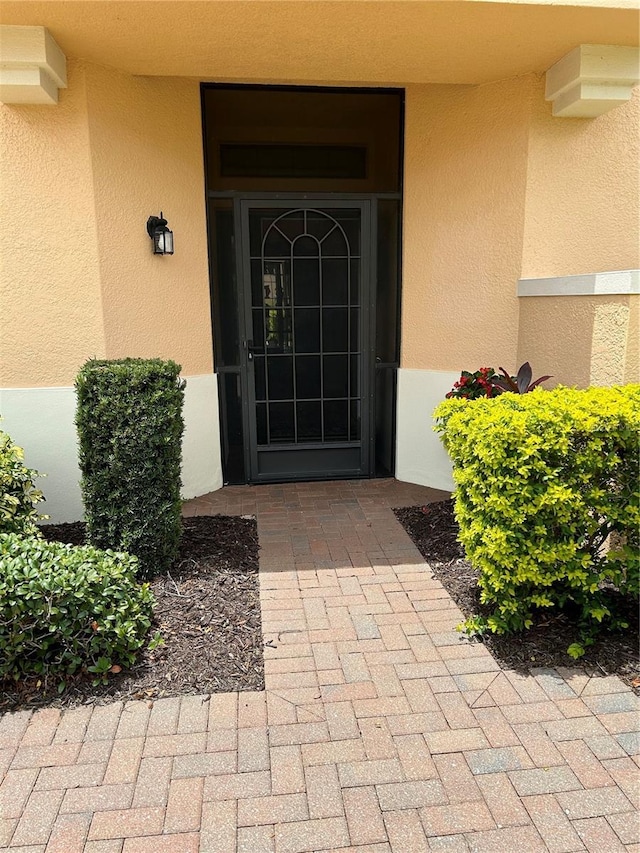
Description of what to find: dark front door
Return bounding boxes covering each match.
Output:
[240,201,371,481]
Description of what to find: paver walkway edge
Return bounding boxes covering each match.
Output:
[1,480,638,852]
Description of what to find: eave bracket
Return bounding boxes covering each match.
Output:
[0,26,67,105]
[546,44,640,118]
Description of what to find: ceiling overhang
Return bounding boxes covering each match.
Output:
[0,2,638,87]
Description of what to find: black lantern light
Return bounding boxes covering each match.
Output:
[146,212,174,255]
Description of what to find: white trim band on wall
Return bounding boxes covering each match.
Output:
[518,269,640,298]
[395,368,457,494]
[0,373,223,523]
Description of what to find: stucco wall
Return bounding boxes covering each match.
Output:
[0,61,213,388]
[522,82,640,279]
[624,296,640,384]
[516,81,640,389]
[1,57,638,508]
[517,295,639,388]
[0,61,221,517]
[3,67,636,387]
[402,74,639,385]
[0,61,105,388]
[85,64,213,375]
[398,75,638,492]
[401,76,534,372]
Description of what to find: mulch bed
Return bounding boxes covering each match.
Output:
[394,500,640,691]
[0,516,264,712]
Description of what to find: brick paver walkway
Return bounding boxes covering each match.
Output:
[1,479,638,852]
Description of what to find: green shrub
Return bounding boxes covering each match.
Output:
[0,427,45,535]
[0,533,154,684]
[434,385,640,656]
[76,358,185,578]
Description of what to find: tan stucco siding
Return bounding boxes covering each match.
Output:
[0,61,105,388]
[1,62,638,392]
[625,297,640,384]
[84,64,213,376]
[0,62,213,389]
[402,75,639,383]
[517,295,639,388]
[516,81,640,388]
[522,82,640,279]
[401,77,533,372]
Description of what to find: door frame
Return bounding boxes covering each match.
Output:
[234,196,376,483]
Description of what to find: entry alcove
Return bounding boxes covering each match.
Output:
[202,85,403,484]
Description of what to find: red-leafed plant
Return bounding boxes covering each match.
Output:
[446,367,500,400]
[491,361,552,395]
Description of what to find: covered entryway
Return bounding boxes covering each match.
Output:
[203,86,403,484]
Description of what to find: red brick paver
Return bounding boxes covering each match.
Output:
[1,479,638,852]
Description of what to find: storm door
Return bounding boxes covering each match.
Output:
[241,201,371,481]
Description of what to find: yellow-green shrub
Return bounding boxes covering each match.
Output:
[0,427,44,536]
[434,385,640,656]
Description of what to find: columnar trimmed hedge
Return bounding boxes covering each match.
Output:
[435,385,640,655]
[0,534,154,683]
[76,359,185,578]
[0,427,44,536]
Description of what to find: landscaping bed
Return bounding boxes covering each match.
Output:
[0,515,263,711]
[394,500,639,690]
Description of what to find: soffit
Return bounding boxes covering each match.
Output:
[1,1,638,85]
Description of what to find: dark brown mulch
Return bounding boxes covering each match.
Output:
[0,516,264,712]
[394,500,640,690]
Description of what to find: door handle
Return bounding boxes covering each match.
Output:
[245,339,255,361]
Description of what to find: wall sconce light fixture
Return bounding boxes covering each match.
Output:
[146,212,174,255]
